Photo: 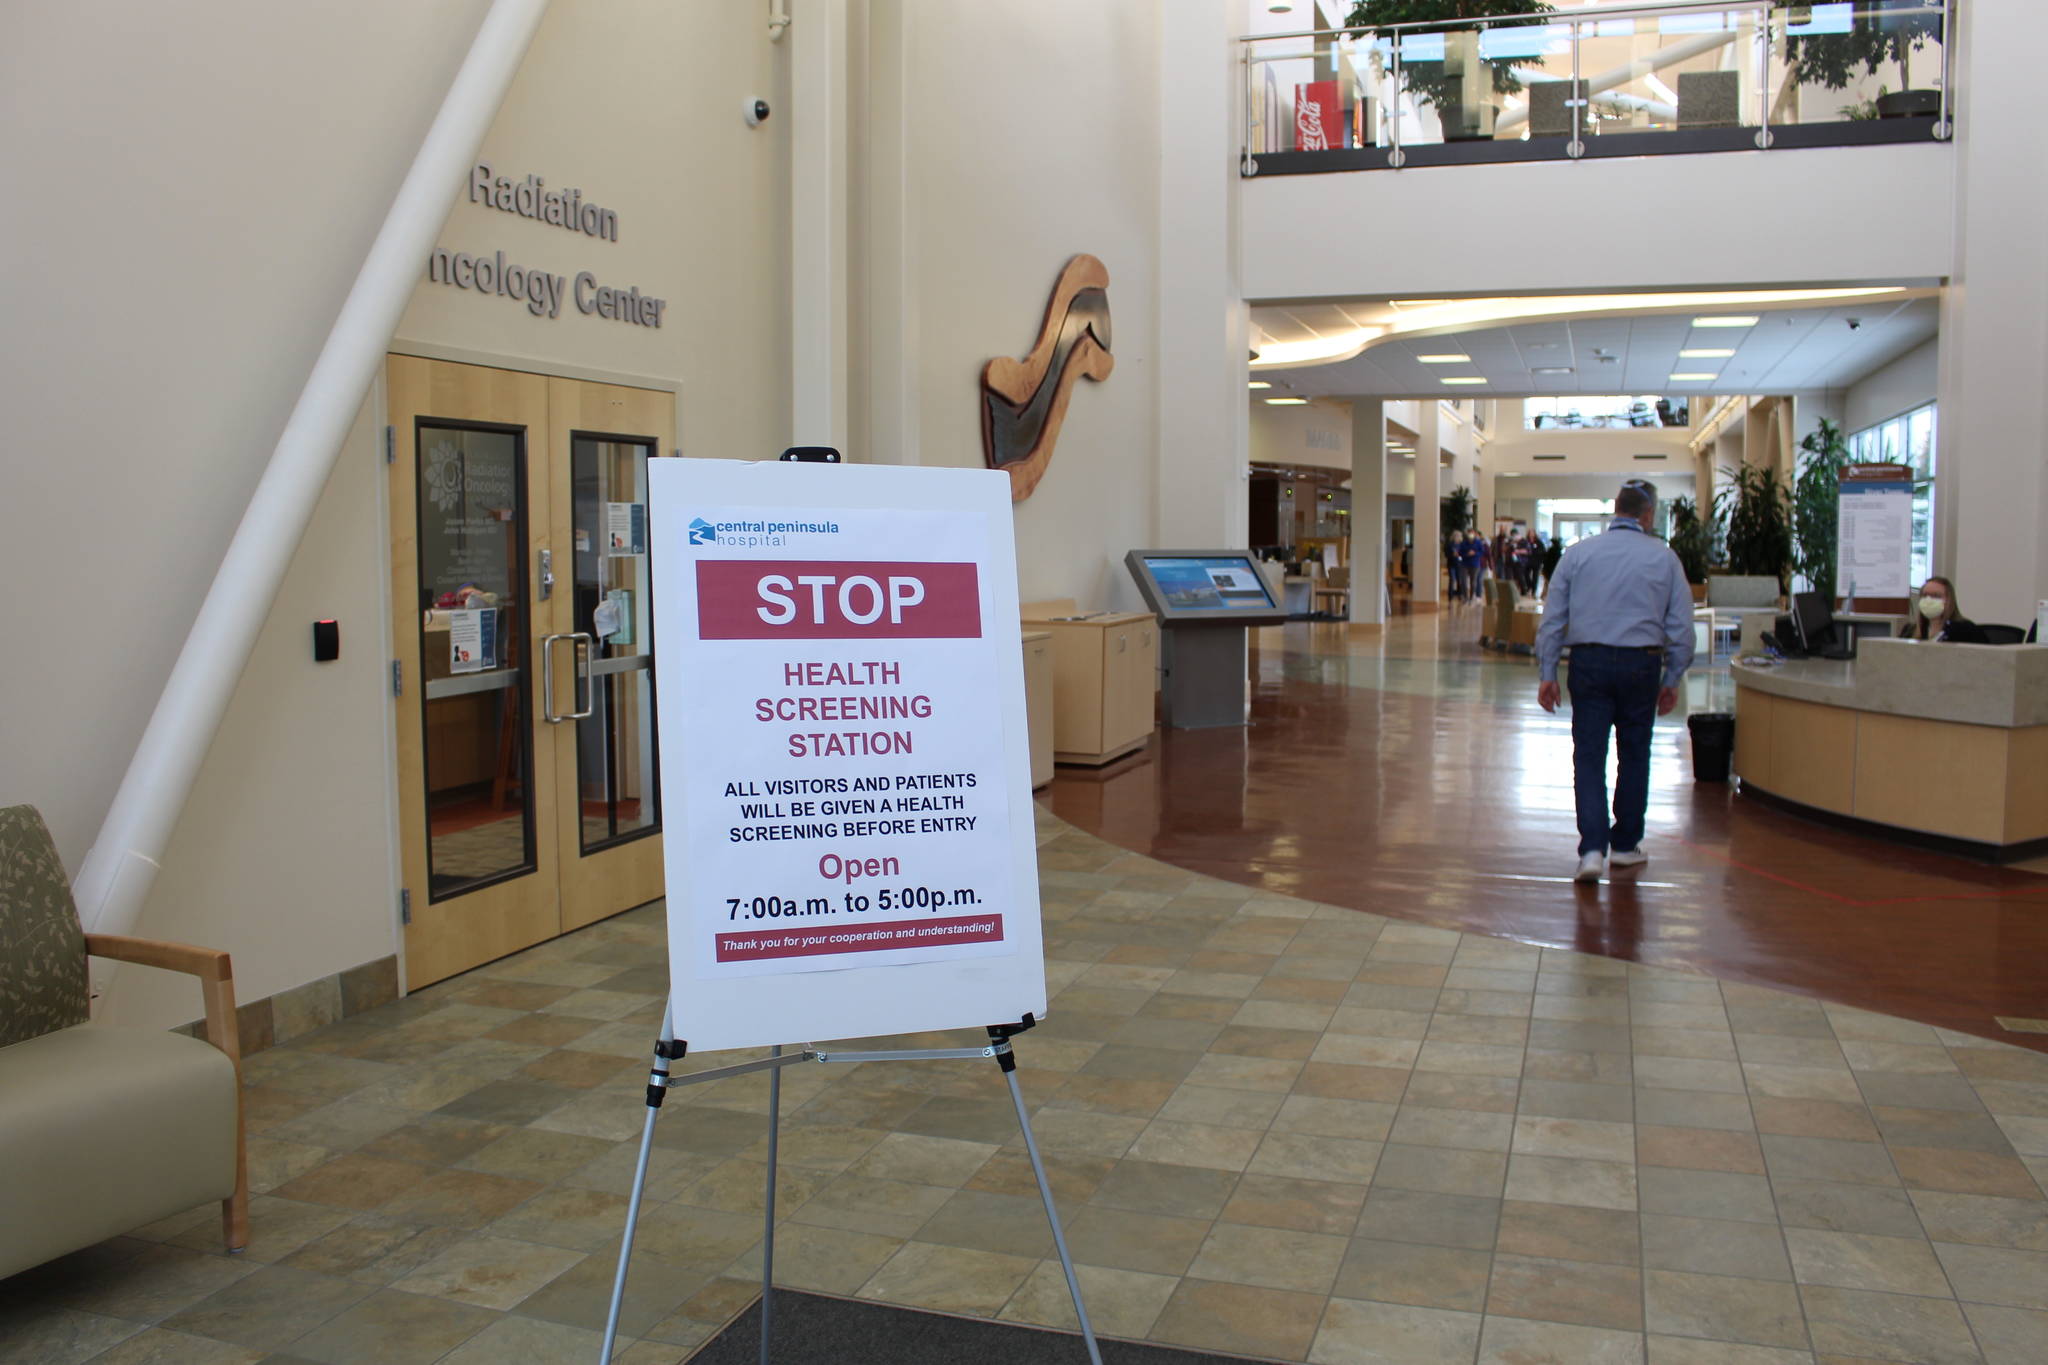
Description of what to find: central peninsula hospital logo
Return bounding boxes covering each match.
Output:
[981,254,1113,503]
[687,518,717,545]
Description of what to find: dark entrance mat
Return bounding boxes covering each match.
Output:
[684,1289,1286,1364]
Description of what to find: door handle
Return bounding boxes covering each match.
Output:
[541,632,597,722]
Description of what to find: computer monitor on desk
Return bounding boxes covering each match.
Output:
[1792,591,1855,659]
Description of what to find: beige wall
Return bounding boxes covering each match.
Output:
[5,0,1199,1027]
[1251,399,1354,473]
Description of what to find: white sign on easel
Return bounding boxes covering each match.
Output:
[1836,463,1914,601]
[646,458,1046,1053]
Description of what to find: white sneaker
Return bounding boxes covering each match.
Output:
[1574,852,1604,883]
[1608,847,1648,869]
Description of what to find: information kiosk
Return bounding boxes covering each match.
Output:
[1124,548,1287,729]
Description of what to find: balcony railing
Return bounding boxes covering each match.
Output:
[1241,0,1951,175]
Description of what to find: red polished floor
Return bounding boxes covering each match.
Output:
[1047,609,2048,1051]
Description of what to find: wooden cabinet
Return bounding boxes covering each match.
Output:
[1022,609,1158,765]
[1022,631,1054,789]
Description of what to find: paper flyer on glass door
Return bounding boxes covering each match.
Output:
[671,505,1015,981]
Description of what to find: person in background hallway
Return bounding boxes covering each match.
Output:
[1527,531,1547,595]
[1535,480,1696,883]
[1474,532,1493,599]
[1898,576,1985,642]
[1444,537,1461,602]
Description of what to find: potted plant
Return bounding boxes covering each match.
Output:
[1792,418,1852,604]
[1668,495,1712,601]
[1346,0,1558,141]
[1715,464,1794,595]
[1783,0,1944,119]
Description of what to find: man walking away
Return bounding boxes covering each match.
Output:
[1535,480,1695,883]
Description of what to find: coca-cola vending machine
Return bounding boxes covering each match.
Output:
[1294,80,1342,151]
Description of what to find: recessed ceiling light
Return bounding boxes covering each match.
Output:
[1531,366,1574,375]
[1248,381,1272,389]
[1264,396,1309,405]
[1678,348,1735,358]
[1669,373,1719,381]
[1418,354,1470,363]
[1499,471,1522,477]
[1692,316,1759,328]
[1441,377,1488,385]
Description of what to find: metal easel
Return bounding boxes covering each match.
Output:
[597,1002,1102,1364]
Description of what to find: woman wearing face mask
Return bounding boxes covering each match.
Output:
[1899,576,1986,642]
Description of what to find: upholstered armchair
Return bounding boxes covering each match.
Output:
[0,805,247,1278]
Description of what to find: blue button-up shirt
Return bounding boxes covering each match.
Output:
[1535,517,1697,688]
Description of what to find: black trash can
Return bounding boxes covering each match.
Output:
[1687,712,1735,783]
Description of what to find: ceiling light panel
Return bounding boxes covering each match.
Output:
[1264,396,1309,405]
[1441,377,1488,385]
[1417,354,1470,364]
[1669,373,1719,381]
[1692,316,1759,328]
[1678,349,1735,358]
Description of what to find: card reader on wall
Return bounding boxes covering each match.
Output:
[313,619,340,663]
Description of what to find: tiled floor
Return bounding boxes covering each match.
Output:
[1049,608,2048,1047]
[6,811,2047,1364]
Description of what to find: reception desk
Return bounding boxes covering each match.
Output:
[1731,638,2048,858]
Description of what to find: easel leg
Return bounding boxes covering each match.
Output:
[759,1043,782,1365]
[600,998,678,1361]
[996,1046,1102,1365]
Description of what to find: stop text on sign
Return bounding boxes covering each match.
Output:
[697,561,981,640]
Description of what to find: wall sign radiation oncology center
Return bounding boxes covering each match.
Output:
[647,459,1046,1053]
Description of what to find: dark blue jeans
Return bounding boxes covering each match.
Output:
[1566,644,1661,857]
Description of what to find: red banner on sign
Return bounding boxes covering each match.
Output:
[715,914,1006,962]
[1296,80,1341,151]
[696,560,982,640]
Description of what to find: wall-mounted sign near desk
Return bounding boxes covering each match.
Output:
[1837,463,1913,606]
[421,162,669,328]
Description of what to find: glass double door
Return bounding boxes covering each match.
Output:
[387,355,670,989]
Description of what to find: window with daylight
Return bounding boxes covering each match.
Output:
[1846,403,1936,588]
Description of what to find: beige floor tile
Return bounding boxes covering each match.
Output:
[1062,1206,1210,1275]
[1799,1285,1980,1364]
[1331,1238,1491,1313]
[1308,1297,1483,1365]
[1008,1107,1149,1159]
[1637,1057,1747,1094]
[1496,1201,1641,1266]
[160,1264,375,1352]
[1151,1281,1326,1359]
[1636,1089,1756,1133]
[1785,1228,1952,1297]
[1220,1174,1368,1236]
[1155,1083,1287,1129]
[169,1196,355,1264]
[282,1287,497,1363]
[1355,1188,1500,1251]
[1271,1094,1399,1141]
[1908,1189,2048,1252]
[434,1314,618,1365]
[1638,1125,1767,1174]
[0,1305,147,1365]
[1930,1240,2048,1309]
[1772,1179,1924,1238]
[854,1241,1036,1316]
[508,1249,702,1338]
[1642,1215,1793,1280]
[1750,1098,1881,1143]
[389,1234,583,1310]
[787,1173,952,1239]
[1126,1119,1264,1172]
[1643,1270,1809,1350]
[1478,1315,1645,1365]
[1644,1338,1813,1365]
[1402,1073,1521,1114]
[1186,1222,1348,1294]
[1514,1116,1636,1163]
[1088,1158,1239,1220]
[1892,1146,2045,1198]
[1962,1301,2048,1365]
[265,1098,422,1154]
[1391,1105,1515,1153]
[1372,1144,1508,1198]
[1504,1154,1637,1211]
[68,1326,267,1363]
[1485,1253,1643,1331]
[1248,1131,1385,1184]
[1762,1135,1901,1188]
[1311,1033,1423,1069]
[1426,1014,1529,1048]
[840,1131,997,1186]
[1638,1167,1780,1224]
[47,1242,260,1324]
[998,1259,1178,1338]
[1518,1079,1634,1124]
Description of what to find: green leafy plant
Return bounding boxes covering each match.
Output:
[1667,495,1712,586]
[1715,464,1794,592]
[1442,484,1474,533]
[1792,417,1852,603]
[1784,1,1943,93]
[1345,0,1559,112]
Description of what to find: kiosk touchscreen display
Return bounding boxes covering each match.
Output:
[1141,556,1275,611]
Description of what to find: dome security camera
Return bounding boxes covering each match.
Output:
[1846,317,1863,330]
[744,98,771,128]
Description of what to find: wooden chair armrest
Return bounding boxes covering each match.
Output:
[84,933,241,1065]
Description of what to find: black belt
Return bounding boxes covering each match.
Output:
[1576,643,1665,655]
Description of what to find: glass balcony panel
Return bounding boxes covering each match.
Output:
[1769,1,1946,126]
